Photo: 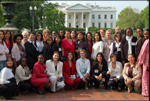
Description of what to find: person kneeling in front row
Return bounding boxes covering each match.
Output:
[122,54,142,94]
[46,51,65,93]
[76,49,90,90]
[90,52,110,89]
[107,53,125,91]
[63,52,81,90]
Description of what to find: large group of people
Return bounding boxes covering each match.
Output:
[0,26,149,99]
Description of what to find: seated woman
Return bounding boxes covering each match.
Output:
[46,51,65,93]
[11,34,25,69]
[63,52,81,90]
[15,57,32,93]
[0,58,19,99]
[76,49,90,89]
[107,53,124,91]
[30,55,51,95]
[122,54,142,94]
[90,52,110,89]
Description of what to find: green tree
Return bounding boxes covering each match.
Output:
[11,1,45,30]
[135,10,145,28]
[143,5,149,28]
[43,2,65,30]
[116,7,139,30]
[0,5,6,27]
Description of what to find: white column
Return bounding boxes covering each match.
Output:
[74,12,76,28]
[89,12,91,27]
[66,12,68,27]
[81,12,83,28]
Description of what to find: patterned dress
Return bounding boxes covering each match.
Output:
[75,40,90,60]
[137,39,149,97]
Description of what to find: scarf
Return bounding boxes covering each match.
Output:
[126,35,133,54]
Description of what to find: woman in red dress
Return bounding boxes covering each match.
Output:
[30,55,51,94]
[63,52,81,90]
[61,30,75,58]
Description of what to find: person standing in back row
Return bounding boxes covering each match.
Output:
[25,32,39,71]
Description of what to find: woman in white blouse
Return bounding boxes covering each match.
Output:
[11,34,25,69]
[15,57,32,92]
[46,51,65,93]
[76,49,90,89]
[35,31,44,54]
[0,30,9,71]
[107,53,124,91]
[91,32,104,60]
[0,58,19,99]
[108,32,122,62]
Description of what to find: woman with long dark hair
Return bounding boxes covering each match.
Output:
[4,30,13,57]
[63,52,81,90]
[90,52,110,89]
[91,32,104,60]
[108,31,122,63]
[52,35,62,61]
[75,31,90,60]
[70,29,77,42]
[42,36,53,63]
[35,31,44,54]
[0,30,9,71]
[58,29,65,41]
[0,58,19,99]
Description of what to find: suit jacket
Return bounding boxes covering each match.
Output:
[63,61,77,79]
[122,63,141,82]
[52,43,62,58]
[45,60,63,77]
[31,61,49,81]
[121,36,137,62]
[25,41,39,65]
[42,45,52,63]
[135,36,145,58]
[92,61,108,77]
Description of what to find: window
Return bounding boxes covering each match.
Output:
[104,23,107,28]
[92,15,95,19]
[98,15,101,19]
[92,23,95,27]
[76,15,78,19]
[104,15,107,19]
[83,23,86,28]
[111,15,113,19]
[69,15,71,19]
[111,23,113,28]
[69,23,71,27]
[83,15,86,19]
[98,23,101,28]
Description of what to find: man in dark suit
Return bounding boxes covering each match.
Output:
[121,28,137,65]
[25,32,39,71]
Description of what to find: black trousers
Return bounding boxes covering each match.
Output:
[18,80,32,92]
[107,76,125,89]
[90,74,110,89]
[27,64,34,71]
[0,78,19,99]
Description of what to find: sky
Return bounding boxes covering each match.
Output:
[49,1,149,20]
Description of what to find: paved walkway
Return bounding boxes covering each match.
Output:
[16,86,149,100]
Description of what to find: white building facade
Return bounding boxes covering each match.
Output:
[57,3,116,29]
